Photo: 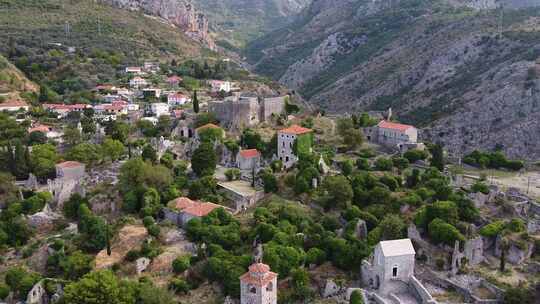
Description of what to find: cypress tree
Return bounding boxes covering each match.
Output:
[193,90,199,113]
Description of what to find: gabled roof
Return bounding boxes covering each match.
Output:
[182,202,221,217]
[378,120,414,132]
[279,124,312,135]
[239,149,260,159]
[28,124,52,133]
[169,197,197,210]
[378,239,415,257]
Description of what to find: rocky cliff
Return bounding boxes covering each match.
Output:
[246,0,540,160]
[102,0,214,48]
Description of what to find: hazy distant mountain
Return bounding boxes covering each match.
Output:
[246,0,540,159]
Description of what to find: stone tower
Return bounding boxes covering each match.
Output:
[240,263,277,304]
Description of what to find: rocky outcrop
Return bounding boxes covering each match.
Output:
[102,0,214,48]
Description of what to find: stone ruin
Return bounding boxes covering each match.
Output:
[450,237,484,275]
[47,177,85,210]
[26,280,63,304]
[27,204,61,232]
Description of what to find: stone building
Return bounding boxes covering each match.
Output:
[55,161,85,181]
[277,125,313,169]
[364,120,422,152]
[361,239,436,303]
[237,149,261,171]
[163,197,222,227]
[240,263,278,304]
[208,95,285,130]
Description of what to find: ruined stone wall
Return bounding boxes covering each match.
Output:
[261,96,285,121]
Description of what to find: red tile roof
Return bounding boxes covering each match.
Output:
[28,124,52,133]
[183,202,221,217]
[377,120,414,132]
[240,263,277,287]
[168,76,182,82]
[279,124,312,135]
[56,161,84,168]
[239,149,260,159]
[170,197,197,210]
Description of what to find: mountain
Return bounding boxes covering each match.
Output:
[102,0,214,48]
[192,0,311,49]
[0,0,214,100]
[245,0,540,159]
[0,54,38,99]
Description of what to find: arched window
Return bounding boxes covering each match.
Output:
[266,282,273,291]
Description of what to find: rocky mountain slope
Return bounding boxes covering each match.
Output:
[102,0,214,48]
[0,54,38,98]
[246,0,540,160]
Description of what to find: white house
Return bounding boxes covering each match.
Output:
[167,93,188,105]
[42,104,90,118]
[150,103,170,117]
[364,120,421,152]
[277,125,312,169]
[0,99,29,112]
[28,124,62,140]
[55,161,85,181]
[240,263,277,304]
[209,80,232,93]
[125,66,142,74]
[129,77,147,88]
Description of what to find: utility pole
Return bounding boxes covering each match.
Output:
[65,21,71,42]
[498,3,504,38]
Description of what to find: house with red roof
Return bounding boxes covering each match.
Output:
[364,120,420,151]
[277,124,313,169]
[167,75,183,86]
[236,149,261,171]
[163,197,223,227]
[240,263,277,304]
[0,99,29,112]
[43,103,90,118]
[167,93,188,105]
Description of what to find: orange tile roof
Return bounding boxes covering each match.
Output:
[182,202,221,217]
[378,120,414,132]
[240,263,277,287]
[28,124,52,133]
[56,161,84,168]
[170,197,197,210]
[279,124,312,135]
[239,149,260,159]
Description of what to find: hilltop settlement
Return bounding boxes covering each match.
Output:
[0,52,539,304]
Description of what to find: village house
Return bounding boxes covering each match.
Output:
[217,180,265,212]
[129,76,147,88]
[43,103,90,118]
[364,120,422,152]
[142,88,162,99]
[163,197,222,227]
[28,123,62,140]
[55,161,85,181]
[277,125,313,169]
[361,239,436,303]
[143,61,159,73]
[167,93,189,105]
[167,75,183,87]
[240,263,278,304]
[150,103,170,117]
[0,99,29,112]
[209,80,232,93]
[237,149,261,171]
[125,66,142,74]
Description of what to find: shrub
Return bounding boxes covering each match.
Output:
[374,158,393,171]
[306,248,326,266]
[403,149,429,163]
[479,220,506,238]
[350,290,364,304]
[428,219,465,246]
[471,182,489,194]
[507,218,526,233]
[172,255,191,274]
[169,278,190,294]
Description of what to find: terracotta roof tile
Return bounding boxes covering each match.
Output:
[377,120,414,132]
[170,197,197,210]
[28,124,52,133]
[182,202,221,217]
[279,124,312,135]
[240,263,277,287]
[239,149,260,159]
[0,99,28,108]
[196,123,221,131]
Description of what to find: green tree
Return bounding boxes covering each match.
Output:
[191,142,217,176]
[63,270,136,304]
[430,143,444,171]
[142,145,157,164]
[67,143,102,167]
[379,214,406,240]
[30,144,59,179]
[172,256,191,274]
[60,250,94,280]
[63,126,82,146]
[28,131,47,145]
[320,175,353,208]
[78,205,108,252]
[102,138,125,161]
[193,90,199,113]
[5,267,41,297]
[350,290,364,304]
[428,219,465,246]
[141,188,161,217]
